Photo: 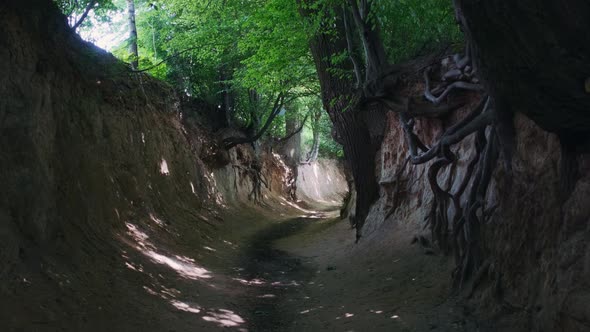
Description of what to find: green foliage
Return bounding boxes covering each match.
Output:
[55,0,462,160]
[316,113,343,158]
[377,0,462,63]
[55,0,116,29]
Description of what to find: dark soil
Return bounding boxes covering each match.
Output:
[235,218,315,331]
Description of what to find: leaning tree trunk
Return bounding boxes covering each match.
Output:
[454,0,590,141]
[307,126,320,162]
[306,109,322,163]
[126,0,138,70]
[302,4,381,237]
[280,110,302,200]
[281,111,302,166]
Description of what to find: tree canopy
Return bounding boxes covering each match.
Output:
[56,0,460,160]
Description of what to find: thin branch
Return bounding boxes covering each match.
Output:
[224,92,285,149]
[342,6,363,88]
[72,0,97,30]
[276,111,310,143]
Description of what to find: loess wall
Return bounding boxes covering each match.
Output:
[369,96,590,331]
[0,1,340,330]
[297,159,348,206]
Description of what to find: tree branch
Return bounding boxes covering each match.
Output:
[72,0,97,31]
[224,92,285,149]
[129,42,232,73]
[276,111,310,143]
[342,6,363,88]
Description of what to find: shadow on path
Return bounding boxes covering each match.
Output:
[235,217,316,331]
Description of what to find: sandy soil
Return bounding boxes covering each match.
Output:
[2,197,477,332]
[272,215,479,331]
[192,200,479,332]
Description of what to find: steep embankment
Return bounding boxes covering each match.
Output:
[297,159,348,206]
[364,88,590,330]
[0,2,347,331]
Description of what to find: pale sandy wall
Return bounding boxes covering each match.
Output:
[297,159,348,206]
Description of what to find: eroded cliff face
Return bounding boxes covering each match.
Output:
[368,99,590,330]
[297,159,348,206]
[0,2,348,330]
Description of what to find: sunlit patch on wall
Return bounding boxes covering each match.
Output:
[149,213,165,227]
[204,171,225,205]
[123,222,212,280]
[202,308,245,327]
[146,250,212,280]
[125,222,152,249]
[160,158,170,175]
[125,261,144,272]
[170,300,201,314]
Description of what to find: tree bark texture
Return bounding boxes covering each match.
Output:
[281,110,302,167]
[302,5,380,235]
[307,119,320,162]
[127,0,138,70]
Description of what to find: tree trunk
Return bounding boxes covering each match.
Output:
[127,0,139,70]
[281,111,302,166]
[307,126,320,162]
[301,3,381,237]
[71,0,96,31]
[280,110,302,200]
[307,109,322,162]
[347,0,387,82]
[219,67,232,127]
[454,0,590,141]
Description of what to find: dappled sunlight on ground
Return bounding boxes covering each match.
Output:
[277,196,338,219]
[119,222,251,330]
[142,281,247,329]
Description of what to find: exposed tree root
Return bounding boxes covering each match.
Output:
[390,50,505,291]
[423,66,484,105]
[232,160,269,203]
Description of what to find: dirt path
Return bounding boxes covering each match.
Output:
[234,217,316,331]
[2,202,480,332]
[228,211,479,332]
